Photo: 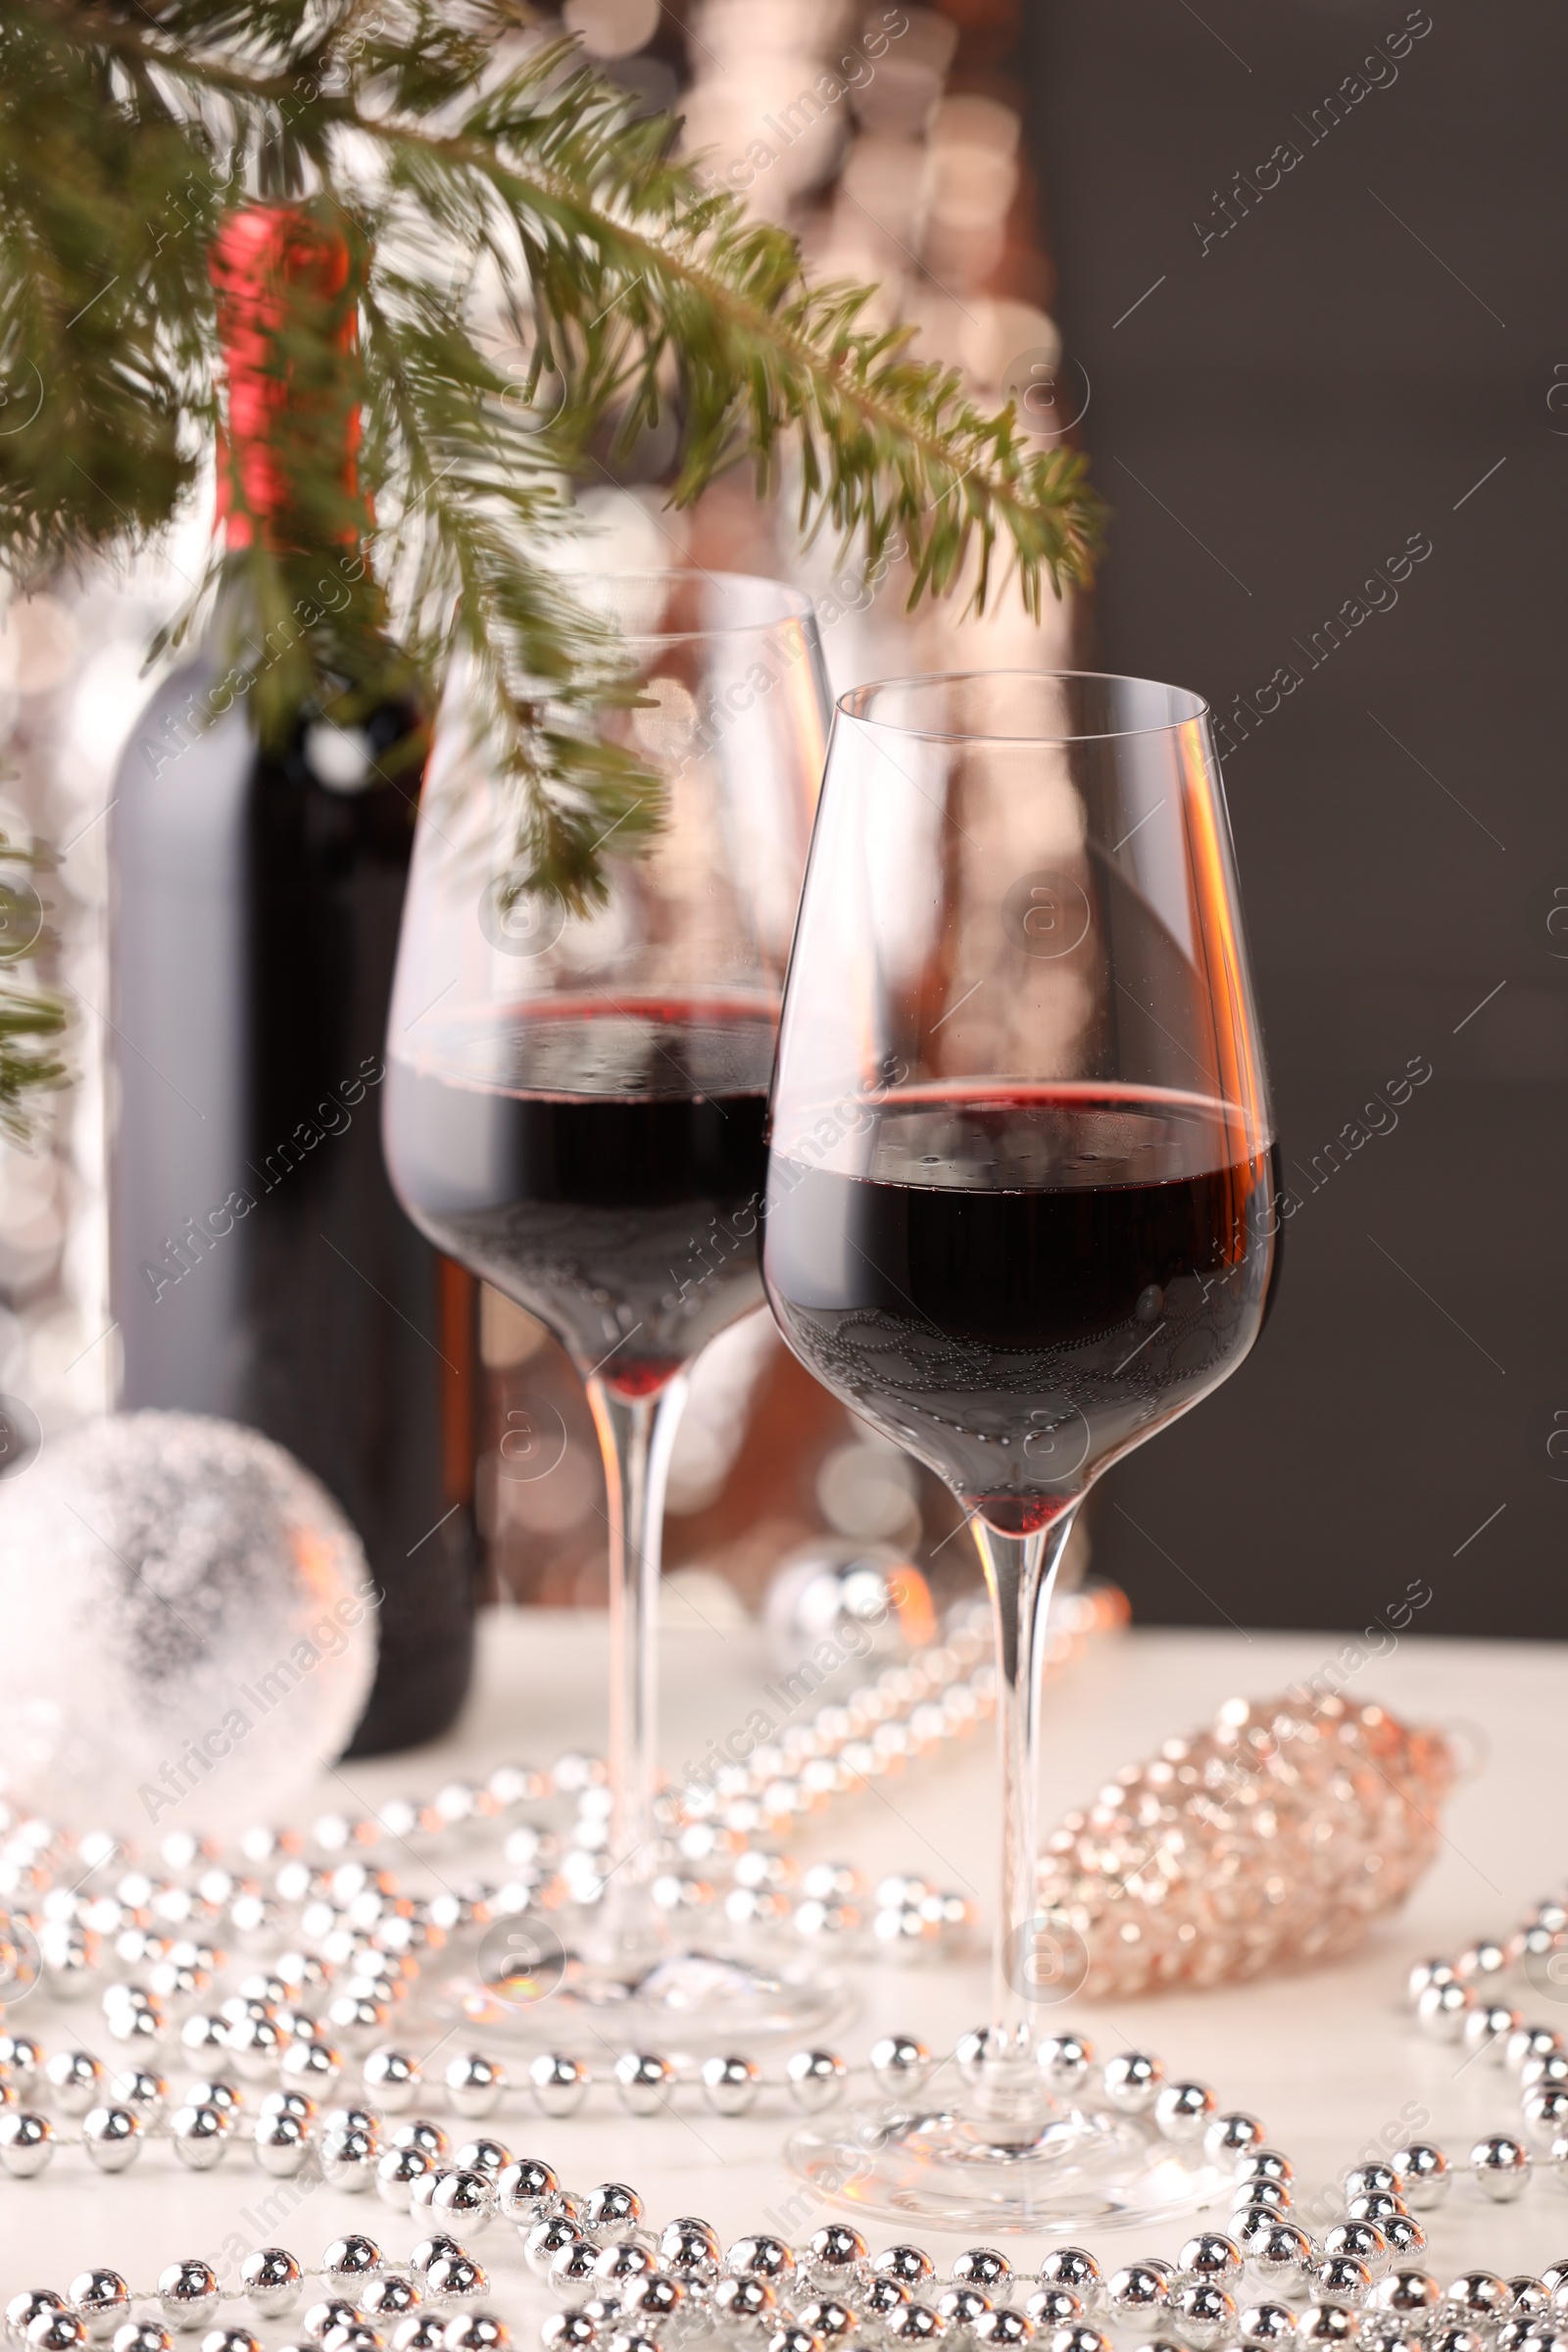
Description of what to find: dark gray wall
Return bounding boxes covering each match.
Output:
[1027,1,1568,1637]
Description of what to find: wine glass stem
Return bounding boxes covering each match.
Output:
[971,1503,1081,2076]
[587,1374,690,1916]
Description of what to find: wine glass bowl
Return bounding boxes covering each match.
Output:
[384,570,851,2051]
[762,669,1279,2226]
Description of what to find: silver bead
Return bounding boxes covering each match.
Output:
[321,2125,380,2190]
[184,2079,243,2120]
[1207,2114,1265,2164]
[1346,2194,1402,2229]
[1391,2145,1449,2210]
[1040,2252,1102,2305]
[548,2243,598,2298]
[302,2302,362,2346]
[1472,2137,1531,2200]
[1045,2328,1111,2352]
[1028,2291,1084,2331]
[108,2067,167,2115]
[622,2278,683,2328]
[977,2316,1032,2348]
[441,2320,508,2352]
[0,2035,42,2092]
[157,2266,220,2335]
[613,2054,672,2116]
[1038,2034,1095,2092]
[1155,2082,1216,2142]
[1237,2306,1297,2349]
[1235,2182,1292,2217]
[1461,2005,1522,2062]
[808,2226,868,2289]
[592,2248,655,2294]
[877,2252,936,2290]
[197,2332,259,2352]
[1416,1982,1472,2041]
[712,2279,775,2329]
[1296,2313,1357,2349]
[389,2325,446,2352]
[1171,2284,1235,2348]
[529,2055,589,2118]
[240,2250,302,2320]
[1368,2275,1442,2329]
[954,2252,1011,2296]
[255,2113,311,2178]
[7,2298,65,2350]
[727,2238,796,2287]
[659,2220,720,2285]
[364,2050,421,2113]
[378,2148,432,2211]
[701,2055,759,2116]
[171,2105,227,2171]
[1103,2053,1163,2113]
[445,2055,505,2120]
[526,2223,585,2283]
[1445,2278,1512,2324]
[453,2139,509,2182]
[109,2329,171,2352]
[583,2183,643,2239]
[1346,2165,1398,2201]
[1179,2238,1243,2285]
[1312,2258,1371,2310]
[786,2051,847,2112]
[82,2106,141,2172]
[538,2322,594,2352]
[25,2319,85,2352]
[1238,2148,1294,2186]
[885,2311,944,2345]
[282,2041,342,2093]
[869,2034,933,2095]
[1524,2091,1568,2148]
[69,2278,129,2346]
[1240,2223,1313,2289]
[410,2242,464,2284]
[45,2050,104,2116]
[392,2120,451,2161]
[1509,2028,1566,2076]
[495,2157,560,2225]
[431,2172,493,2238]
[361,2282,419,2327]
[1381,2219,1427,2264]
[1430,2332,1491,2352]
[0,2110,55,2177]
[1105,2267,1168,2332]
[936,2288,991,2333]
[323,2241,383,2290]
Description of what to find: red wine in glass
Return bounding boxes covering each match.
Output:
[387,998,773,1396]
[765,1081,1278,1532]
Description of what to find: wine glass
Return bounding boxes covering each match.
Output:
[762,670,1280,2229]
[383,570,848,2053]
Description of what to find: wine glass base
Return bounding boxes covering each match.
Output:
[434,1934,854,2060]
[788,2098,1225,2232]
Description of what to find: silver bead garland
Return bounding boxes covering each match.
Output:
[3,1600,1568,2352]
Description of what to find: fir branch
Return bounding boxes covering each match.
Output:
[0,839,69,1146]
[0,0,1105,905]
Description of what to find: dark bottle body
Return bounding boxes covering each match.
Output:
[109,662,478,1754]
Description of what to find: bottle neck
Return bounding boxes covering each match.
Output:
[210,202,365,555]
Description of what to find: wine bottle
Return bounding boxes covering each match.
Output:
[108,203,478,1756]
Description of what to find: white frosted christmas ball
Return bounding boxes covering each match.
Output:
[0,1410,375,1838]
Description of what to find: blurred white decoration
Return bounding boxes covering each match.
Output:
[0,1409,376,1836]
[664,1311,778,1516]
[815,1433,920,1545]
[764,1535,935,1667]
[564,0,662,57]
[660,1563,754,1632]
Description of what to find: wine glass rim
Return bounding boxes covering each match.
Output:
[836,668,1212,743]
[547,569,816,643]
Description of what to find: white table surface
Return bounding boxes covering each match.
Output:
[5,1606,1567,2307]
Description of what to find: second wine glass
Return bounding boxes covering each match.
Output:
[763,669,1282,2226]
[383,570,845,2052]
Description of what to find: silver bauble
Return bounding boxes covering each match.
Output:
[0,1412,375,1835]
[764,1539,933,1672]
